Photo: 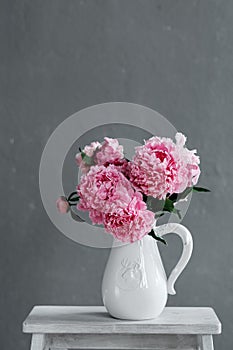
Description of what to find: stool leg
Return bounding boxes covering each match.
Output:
[30,334,47,350]
[198,335,214,350]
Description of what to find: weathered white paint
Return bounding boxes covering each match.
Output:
[23,306,221,334]
[48,333,199,349]
[23,306,221,350]
[30,334,47,350]
[198,335,214,350]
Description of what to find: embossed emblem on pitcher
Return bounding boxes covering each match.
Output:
[117,258,143,290]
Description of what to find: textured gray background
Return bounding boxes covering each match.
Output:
[1,0,232,349]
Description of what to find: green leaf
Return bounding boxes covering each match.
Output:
[169,187,193,202]
[68,191,79,201]
[163,198,174,212]
[68,196,79,203]
[168,193,178,202]
[142,193,148,203]
[161,198,182,219]
[81,151,95,165]
[192,186,211,193]
[154,235,167,245]
[148,230,167,245]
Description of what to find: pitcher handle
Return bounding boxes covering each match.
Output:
[154,223,193,295]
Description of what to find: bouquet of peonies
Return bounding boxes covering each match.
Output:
[57,134,209,244]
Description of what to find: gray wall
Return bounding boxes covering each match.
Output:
[1,0,232,349]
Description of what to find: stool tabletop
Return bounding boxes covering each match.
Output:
[23,306,221,335]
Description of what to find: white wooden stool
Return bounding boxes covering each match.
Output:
[23,306,221,350]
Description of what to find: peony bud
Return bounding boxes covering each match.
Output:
[56,196,69,214]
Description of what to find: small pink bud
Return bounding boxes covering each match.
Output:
[75,153,82,166]
[56,196,69,214]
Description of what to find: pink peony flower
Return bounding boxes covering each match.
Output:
[56,196,69,214]
[75,138,125,174]
[128,133,200,199]
[129,136,178,199]
[172,133,200,192]
[95,137,124,166]
[75,141,101,174]
[77,165,155,242]
[89,210,104,225]
[83,141,101,157]
[103,193,155,243]
[77,164,134,214]
[104,158,129,177]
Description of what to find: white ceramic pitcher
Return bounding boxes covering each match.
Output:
[102,223,193,320]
